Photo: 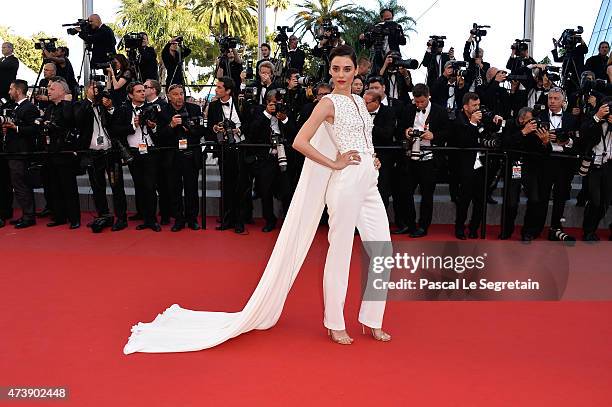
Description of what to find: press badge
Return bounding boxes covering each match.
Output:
[512,164,522,179]
[179,138,188,150]
[138,142,148,154]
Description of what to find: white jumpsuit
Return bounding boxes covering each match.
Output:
[321,93,392,330]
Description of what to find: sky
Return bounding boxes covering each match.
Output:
[0,0,604,84]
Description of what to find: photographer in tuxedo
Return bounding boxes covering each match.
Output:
[76,15,116,65]
[0,42,18,100]
[422,36,454,88]
[158,84,205,232]
[243,90,295,232]
[506,40,538,109]
[145,79,172,224]
[162,37,192,89]
[138,34,159,81]
[255,43,276,83]
[585,41,610,81]
[521,88,579,241]
[378,51,413,103]
[431,61,467,120]
[207,77,245,233]
[450,92,503,239]
[462,33,490,93]
[75,82,128,232]
[255,61,279,106]
[1,80,39,229]
[395,84,449,237]
[40,77,81,229]
[111,82,160,232]
[578,99,612,241]
[287,36,306,74]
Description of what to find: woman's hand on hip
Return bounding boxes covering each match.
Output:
[334,150,361,170]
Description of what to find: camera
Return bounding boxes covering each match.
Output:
[449,60,467,77]
[478,106,496,125]
[89,216,114,233]
[470,23,490,37]
[0,108,15,125]
[316,20,340,42]
[387,51,418,72]
[558,26,584,50]
[364,20,403,51]
[274,26,292,44]
[274,101,287,114]
[551,128,573,144]
[538,65,561,82]
[533,104,547,115]
[428,35,446,51]
[218,35,240,53]
[271,133,288,171]
[578,151,594,177]
[93,83,111,105]
[242,86,258,101]
[295,75,311,86]
[511,38,530,53]
[216,118,242,144]
[123,32,145,50]
[178,111,204,128]
[34,38,57,53]
[581,77,608,94]
[92,61,112,70]
[139,104,162,125]
[64,18,91,36]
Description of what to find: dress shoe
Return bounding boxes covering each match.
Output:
[409,227,428,238]
[10,218,23,225]
[150,222,162,232]
[468,229,479,239]
[391,226,415,235]
[128,213,143,221]
[583,233,600,242]
[521,233,534,242]
[215,223,232,231]
[262,222,276,232]
[188,222,201,231]
[160,217,171,226]
[37,208,51,218]
[14,219,36,229]
[171,222,185,232]
[234,224,245,234]
[47,220,67,227]
[69,222,81,229]
[455,228,467,240]
[111,219,128,232]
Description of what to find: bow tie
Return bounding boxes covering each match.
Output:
[418,109,427,114]
[370,112,377,116]
[220,102,230,106]
[551,113,562,117]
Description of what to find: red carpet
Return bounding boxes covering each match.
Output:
[1,217,611,406]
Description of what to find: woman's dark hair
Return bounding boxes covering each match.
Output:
[353,75,364,84]
[113,54,131,73]
[329,44,357,68]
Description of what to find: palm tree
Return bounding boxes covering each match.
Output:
[292,0,358,38]
[194,0,258,37]
[268,0,290,30]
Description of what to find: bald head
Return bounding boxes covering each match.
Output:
[88,14,102,29]
[2,42,13,57]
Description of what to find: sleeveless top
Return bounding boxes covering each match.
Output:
[322,93,374,154]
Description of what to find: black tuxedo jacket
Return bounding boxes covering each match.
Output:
[110,102,157,146]
[74,99,113,150]
[405,102,449,147]
[287,48,306,73]
[422,51,451,88]
[3,99,39,153]
[158,102,205,148]
[371,104,396,156]
[0,55,18,98]
[449,111,483,177]
[206,98,243,141]
[431,75,467,114]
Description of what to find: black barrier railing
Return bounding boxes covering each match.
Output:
[0,143,582,236]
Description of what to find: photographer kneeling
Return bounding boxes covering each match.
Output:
[75,82,128,232]
[158,84,205,232]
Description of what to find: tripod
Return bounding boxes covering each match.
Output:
[75,43,95,100]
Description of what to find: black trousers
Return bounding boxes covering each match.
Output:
[455,166,486,232]
[242,156,286,225]
[218,145,243,226]
[0,158,13,220]
[156,149,174,220]
[8,159,35,221]
[500,159,524,237]
[583,163,612,234]
[522,159,575,237]
[403,158,437,231]
[47,155,80,224]
[87,152,127,220]
[128,150,159,225]
[172,151,200,224]
[376,151,394,210]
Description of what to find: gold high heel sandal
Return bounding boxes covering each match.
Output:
[327,329,353,345]
[361,324,392,342]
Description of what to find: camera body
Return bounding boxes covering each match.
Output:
[558,26,584,50]
[219,35,240,54]
[34,38,57,53]
[470,23,489,37]
[316,20,340,42]
[511,38,531,53]
[93,83,111,105]
[139,104,162,125]
[0,107,15,126]
[65,18,91,36]
[123,32,145,50]
[449,60,468,77]
[178,111,204,128]
[428,35,446,51]
[274,26,292,44]
[364,20,403,51]
[387,50,418,72]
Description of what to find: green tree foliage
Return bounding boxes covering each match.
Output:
[0,26,66,72]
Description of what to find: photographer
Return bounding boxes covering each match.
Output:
[395,84,449,237]
[422,36,454,88]
[162,36,192,90]
[255,43,276,83]
[255,61,279,106]
[378,50,414,103]
[568,71,603,124]
[158,84,205,232]
[360,8,407,77]
[243,89,295,232]
[75,81,128,232]
[450,92,503,239]
[312,22,342,82]
[0,42,18,100]
[463,33,490,93]
[215,46,243,94]
[506,39,537,107]
[40,77,80,229]
[106,54,134,107]
[431,61,467,120]
[521,88,579,241]
[281,68,307,120]
[585,41,610,81]
[34,63,57,110]
[145,79,171,224]
[287,36,306,74]
[138,34,159,81]
[42,46,78,96]
[207,76,245,233]
[1,80,39,229]
[552,28,588,94]
[75,14,116,65]
[579,98,612,241]
[111,82,160,232]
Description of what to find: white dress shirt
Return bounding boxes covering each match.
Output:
[126,103,155,148]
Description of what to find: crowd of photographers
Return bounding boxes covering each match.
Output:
[1,10,612,241]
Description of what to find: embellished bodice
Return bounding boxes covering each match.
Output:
[323,93,374,154]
